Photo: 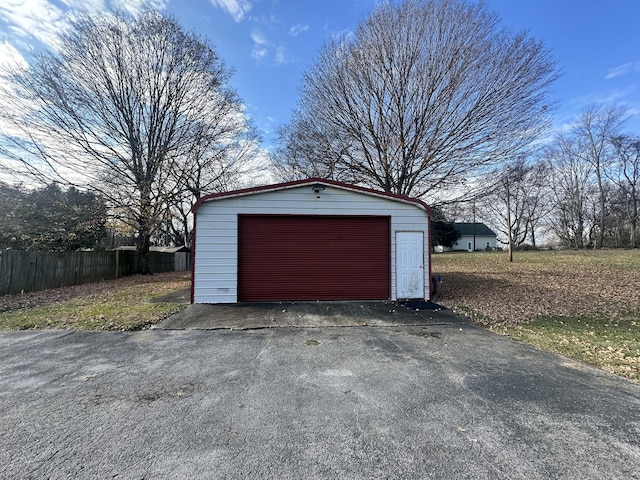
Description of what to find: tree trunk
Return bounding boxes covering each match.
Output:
[136,192,152,275]
[596,170,606,248]
[576,213,584,249]
[136,229,152,275]
[530,227,537,249]
[135,185,154,275]
[506,184,513,262]
[631,200,638,248]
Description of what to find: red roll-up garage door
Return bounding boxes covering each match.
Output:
[238,215,390,301]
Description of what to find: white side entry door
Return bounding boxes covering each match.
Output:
[396,232,424,299]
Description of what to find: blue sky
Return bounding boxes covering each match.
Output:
[1,0,639,151]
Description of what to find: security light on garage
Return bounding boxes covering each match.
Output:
[312,184,326,197]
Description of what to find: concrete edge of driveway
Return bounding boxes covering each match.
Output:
[153,300,473,330]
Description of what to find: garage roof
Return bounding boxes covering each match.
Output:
[192,177,431,215]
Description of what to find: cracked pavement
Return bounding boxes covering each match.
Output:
[1,318,639,479]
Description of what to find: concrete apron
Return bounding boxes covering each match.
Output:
[154,300,470,330]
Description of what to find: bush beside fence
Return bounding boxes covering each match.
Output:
[0,250,190,296]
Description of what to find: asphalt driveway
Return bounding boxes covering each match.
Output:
[1,305,639,479]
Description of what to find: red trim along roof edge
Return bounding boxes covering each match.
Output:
[192,177,432,217]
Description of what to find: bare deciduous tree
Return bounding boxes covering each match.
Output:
[547,133,595,249]
[520,159,554,248]
[610,135,640,247]
[572,105,628,248]
[478,158,531,261]
[0,10,256,272]
[274,0,557,199]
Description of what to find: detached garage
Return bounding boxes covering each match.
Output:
[191,178,431,304]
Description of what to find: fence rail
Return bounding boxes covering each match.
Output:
[0,250,190,296]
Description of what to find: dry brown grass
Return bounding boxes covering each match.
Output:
[433,250,640,324]
[432,250,640,381]
[0,271,190,330]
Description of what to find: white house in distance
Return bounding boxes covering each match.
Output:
[450,223,498,252]
[191,178,432,303]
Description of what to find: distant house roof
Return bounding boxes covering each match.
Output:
[453,223,497,237]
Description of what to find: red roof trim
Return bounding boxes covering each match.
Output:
[192,177,431,216]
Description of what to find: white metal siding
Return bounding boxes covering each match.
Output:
[193,184,429,303]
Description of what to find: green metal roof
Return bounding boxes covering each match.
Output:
[453,223,497,237]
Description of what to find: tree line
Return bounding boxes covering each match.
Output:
[0,183,106,251]
[471,105,639,250]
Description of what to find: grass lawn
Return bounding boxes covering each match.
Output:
[432,250,640,382]
[0,272,190,331]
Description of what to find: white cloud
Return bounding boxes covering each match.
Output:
[600,86,637,104]
[606,62,633,80]
[0,0,167,55]
[209,0,252,22]
[330,28,354,41]
[0,41,28,70]
[252,45,268,60]
[250,29,292,65]
[61,0,106,11]
[111,0,168,15]
[289,24,308,37]
[0,0,68,48]
[62,0,168,14]
[250,29,268,59]
[605,61,640,80]
[274,45,289,65]
[249,13,279,25]
[250,29,267,46]
[567,86,637,113]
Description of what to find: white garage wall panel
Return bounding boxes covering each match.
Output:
[193,183,430,303]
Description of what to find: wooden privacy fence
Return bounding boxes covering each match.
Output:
[0,250,190,296]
